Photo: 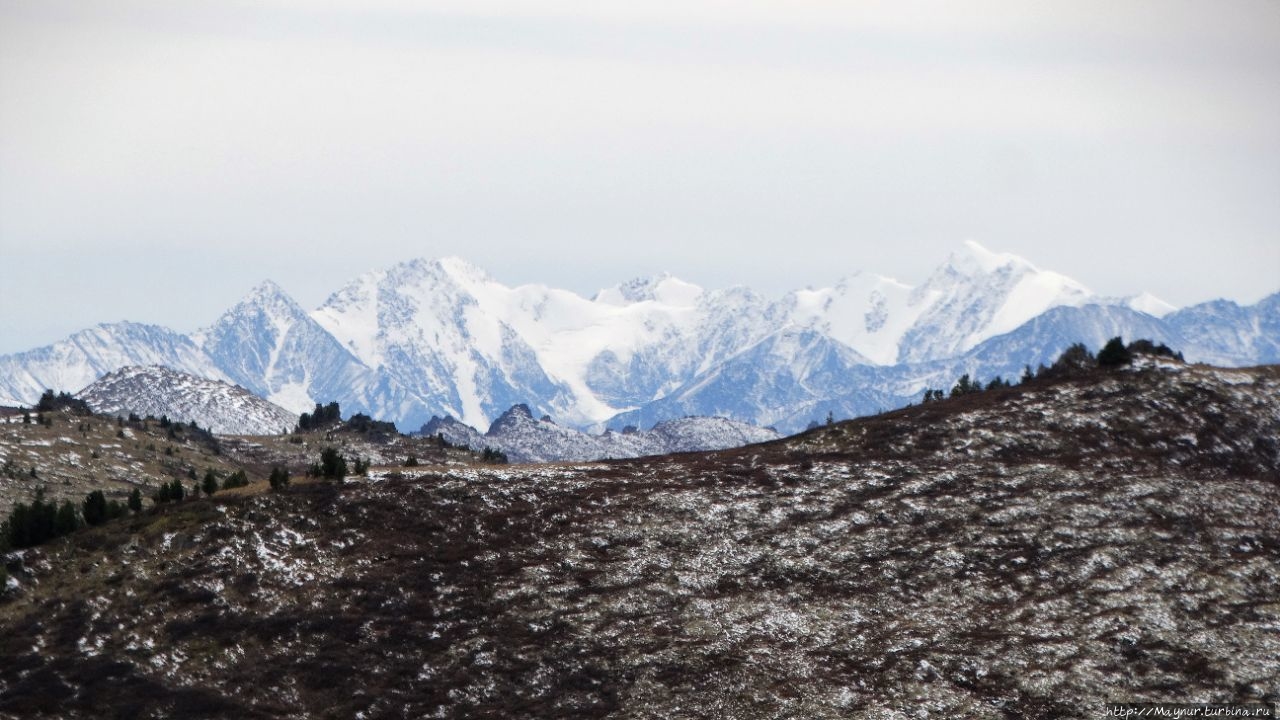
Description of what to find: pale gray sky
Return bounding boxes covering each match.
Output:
[2,0,1277,353]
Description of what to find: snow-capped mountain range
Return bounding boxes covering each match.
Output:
[1,241,1275,434]
[77,366,298,436]
[421,405,780,464]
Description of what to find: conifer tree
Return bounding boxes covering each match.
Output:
[1097,336,1133,368]
[83,490,108,526]
[56,501,80,536]
[319,448,347,479]
[202,469,219,496]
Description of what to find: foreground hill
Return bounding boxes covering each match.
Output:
[0,405,478,519]
[0,359,1277,718]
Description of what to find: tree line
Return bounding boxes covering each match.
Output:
[2,463,294,554]
[1,487,142,551]
[921,336,1183,404]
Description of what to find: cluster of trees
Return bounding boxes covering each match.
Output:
[1038,336,1181,379]
[152,479,187,504]
[2,489,80,549]
[921,337,1184,403]
[2,486,143,551]
[345,413,398,439]
[297,402,403,443]
[222,470,250,490]
[35,390,92,416]
[82,490,131,526]
[309,447,348,480]
[921,373,1014,403]
[480,447,509,464]
[1126,338,1183,361]
[297,402,342,432]
[2,463,301,555]
[1095,337,1182,368]
[306,447,372,479]
[198,468,252,496]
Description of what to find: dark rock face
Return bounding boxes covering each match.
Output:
[1,361,1277,718]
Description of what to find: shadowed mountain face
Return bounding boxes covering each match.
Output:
[1,359,1277,718]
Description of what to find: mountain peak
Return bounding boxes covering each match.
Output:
[248,278,287,297]
[1125,292,1178,318]
[487,403,536,436]
[944,240,1037,276]
[436,255,490,279]
[393,256,493,287]
[229,279,305,316]
[594,273,703,307]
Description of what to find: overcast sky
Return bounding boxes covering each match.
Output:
[2,0,1277,354]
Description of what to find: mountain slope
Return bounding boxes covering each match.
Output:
[1,360,1276,717]
[605,302,1190,432]
[895,240,1094,364]
[605,327,875,432]
[197,281,393,419]
[1166,292,1280,366]
[312,259,577,430]
[77,366,298,435]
